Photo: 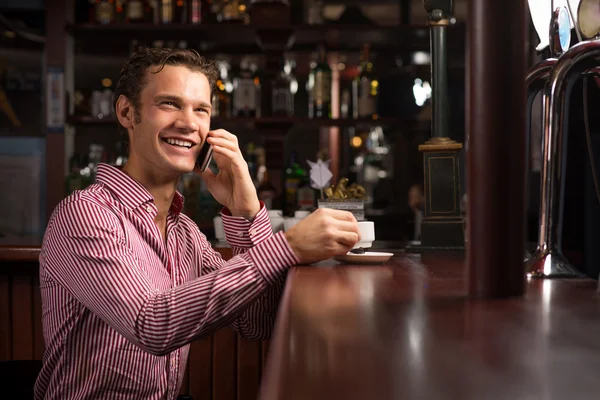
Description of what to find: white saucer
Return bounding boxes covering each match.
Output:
[334,251,394,264]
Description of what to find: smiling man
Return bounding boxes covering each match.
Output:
[35,48,360,400]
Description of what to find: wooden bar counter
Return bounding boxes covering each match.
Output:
[260,253,600,400]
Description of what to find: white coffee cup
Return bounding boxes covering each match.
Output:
[354,221,375,249]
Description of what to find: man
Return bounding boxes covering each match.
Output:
[35,48,360,399]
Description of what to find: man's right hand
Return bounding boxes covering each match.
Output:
[284,208,360,264]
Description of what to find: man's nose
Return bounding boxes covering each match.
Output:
[173,108,199,132]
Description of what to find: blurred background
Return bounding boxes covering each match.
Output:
[0,0,478,242]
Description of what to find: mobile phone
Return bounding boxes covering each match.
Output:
[196,142,213,172]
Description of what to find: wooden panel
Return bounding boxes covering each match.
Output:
[0,275,10,361]
[11,276,33,360]
[237,337,261,400]
[261,340,270,369]
[467,0,526,297]
[213,328,237,400]
[32,275,44,360]
[189,336,213,400]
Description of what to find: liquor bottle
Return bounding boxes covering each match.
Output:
[217,0,245,23]
[173,0,186,23]
[212,61,232,117]
[297,174,315,210]
[188,0,202,23]
[115,0,126,23]
[66,154,87,195]
[127,0,148,23]
[284,152,307,213]
[308,45,331,119]
[233,58,259,117]
[204,0,219,23]
[95,0,115,24]
[352,44,379,119]
[246,142,258,184]
[272,57,293,117]
[255,147,276,209]
[305,0,323,24]
[159,0,174,23]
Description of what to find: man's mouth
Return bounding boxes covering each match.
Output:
[162,138,195,149]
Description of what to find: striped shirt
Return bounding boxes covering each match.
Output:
[35,163,299,400]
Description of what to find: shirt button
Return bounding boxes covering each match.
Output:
[249,229,257,236]
[146,206,153,213]
[237,232,244,237]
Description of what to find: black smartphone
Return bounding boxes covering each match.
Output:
[196,142,213,172]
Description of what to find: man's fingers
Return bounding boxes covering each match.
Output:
[334,230,360,248]
[206,137,240,153]
[331,220,360,236]
[318,208,357,222]
[209,129,239,145]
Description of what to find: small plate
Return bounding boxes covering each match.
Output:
[334,251,394,264]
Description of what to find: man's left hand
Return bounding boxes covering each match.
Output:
[197,129,260,220]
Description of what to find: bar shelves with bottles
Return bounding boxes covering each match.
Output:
[64,0,464,239]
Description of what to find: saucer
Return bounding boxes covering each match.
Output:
[334,251,394,264]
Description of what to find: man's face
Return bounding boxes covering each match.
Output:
[128,65,212,179]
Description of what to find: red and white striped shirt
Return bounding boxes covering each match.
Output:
[35,163,298,400]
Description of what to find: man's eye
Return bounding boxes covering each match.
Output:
[162,102,177,107]
[196,108,208,114]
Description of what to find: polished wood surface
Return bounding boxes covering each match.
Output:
[260,253,600,400]
[0,237,42,265]
[466,0,528,297]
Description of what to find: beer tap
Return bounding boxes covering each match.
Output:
[526,1,600,277]
[524,58,557,261]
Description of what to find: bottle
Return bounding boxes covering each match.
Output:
[353,44,379,119]
[66,154,87,196]
[115,0,126,23]
[127,0,148,22]
[297,174,315,210]
[217,0,246,23]
[174,0,188,23]
[159,0,174,23]
[308,45,331,119]
[188,0,202,23]
[95,0,115,24]
[284,152,306,214]
[306,0,323,24]
[257,170,277,210]
[213,61,232,117]
[272,57,294,117]
[233,58,259,117]
[246,142,258,184]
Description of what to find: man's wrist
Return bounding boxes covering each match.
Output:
[228,201,262,221]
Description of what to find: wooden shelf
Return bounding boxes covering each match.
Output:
[66,22,465,55]
[67,115,429,131]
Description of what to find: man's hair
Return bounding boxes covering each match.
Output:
[112,47,219,148]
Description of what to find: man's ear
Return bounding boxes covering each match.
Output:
[115,94,135,130]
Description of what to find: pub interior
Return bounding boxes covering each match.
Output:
[2,0,600,399]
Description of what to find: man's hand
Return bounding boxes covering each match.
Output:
[197,129,260,219]
[284,208,360,264]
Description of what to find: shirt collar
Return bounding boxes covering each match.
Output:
[95,163,185,216]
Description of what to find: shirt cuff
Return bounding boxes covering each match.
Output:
[246,231,300,285]
[222,201,272,248]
